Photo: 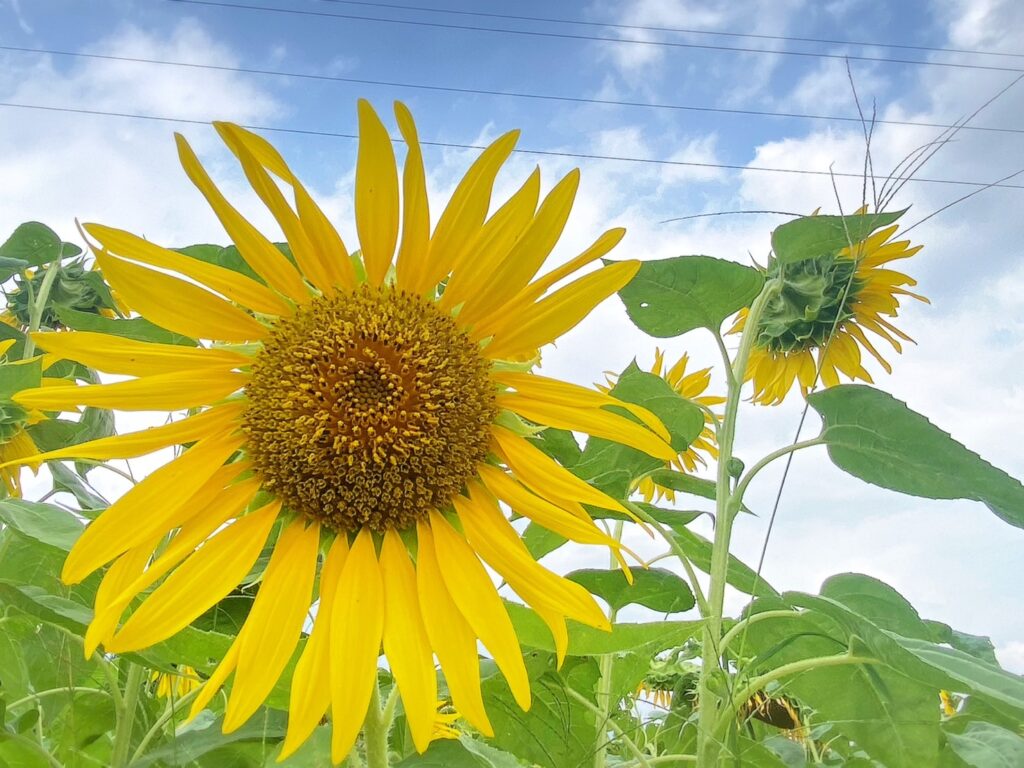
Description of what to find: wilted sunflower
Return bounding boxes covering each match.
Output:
[601,349,722,504]
[730,209,925,405]
[12,101,673,762]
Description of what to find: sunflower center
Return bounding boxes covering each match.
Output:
[756,252,864,353]
[243,286,496,532]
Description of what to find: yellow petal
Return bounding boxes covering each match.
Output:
[482,261,640,358]
[175,133,309,302]
[84,541,157,657]
[92,247,268,343]
[330,528,384,764]
[14,368,247,412]
[423,130,520,288]
[393,101,431,295]
[215,124,339,297]
[5,404,243,466]
[107,499,280,652]
[427,510,530,711]
[355,100,400,287]
[279,534,350,761]
[380,529,437,753]
[438,167,541,313]
[61,433,246,584]
[459,169,579,325]
[499,394,674,461]
[415,521,493,737]
[30,331,251,377]
[475,228,626,339]
[491,372,669,442]
[492,426,629,516]
[189,637,241,719]
[225,518,320,732]
[85,223,291,316]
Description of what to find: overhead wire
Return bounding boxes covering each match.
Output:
[2,100,1022,190]
[164,0,1024,74]
[2,44,1020,136]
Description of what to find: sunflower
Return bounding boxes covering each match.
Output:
[0,339,46,497]
[730,209,925,405]
[11,100,673,762]
[151,665,200,700]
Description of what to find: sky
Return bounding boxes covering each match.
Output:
[1,0,1023,670]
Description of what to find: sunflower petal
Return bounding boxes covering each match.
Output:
[381,529,437,753]
[330,528,384,764]
[427,510,530,711]
[84,541,157,657]
[61,434,246,584]
[225,518,320,732]
[393,101,431,295]
[415,521,493,737]
[355,100,400,287]
[107,500,280,652]
[189,637,241,719]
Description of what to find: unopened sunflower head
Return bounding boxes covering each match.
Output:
[603,349,723,503]
[732,208,926,405]
[11,100,674,762]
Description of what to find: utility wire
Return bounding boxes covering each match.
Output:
[3,100,1022,190]
[165,0,1024,74]
[4,45,1020,136]
[317,0,1024,60]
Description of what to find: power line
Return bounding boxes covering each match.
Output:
[165,0,1024,74]
[317,0,1024,60]
[4,45,1020,136]
[3,100,1022,189]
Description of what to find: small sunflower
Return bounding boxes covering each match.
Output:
[151,665,200,700]
[731,209,925,405]
[601,349,722,503]
[11,101,672,762]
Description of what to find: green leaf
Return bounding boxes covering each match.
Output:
[48,463,108,511]
[395,737,523,768]
[566,567,695,613]
[0,222,81,266]
[616,255,764,336]
[771,210,906,264]
[506,602,701,656]
[0,581,91,632]
[53,306,196,346]
[645,469,717,502]
[131,711,286,767]
[522,521,567,559]
[669,525,778,598]
[0,358,41,400]
[0,499,84,551]
[177,244,266,285]
[946,722,1024,768]
[809,385,1024,528]
[820,573,931,640]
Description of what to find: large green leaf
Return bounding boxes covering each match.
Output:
[0,499,84,551]
[53,306,196,346]
[946,722,1024,768]
[770,210,906,264]
[0,222,81,266]
[616,255,764,337]
[566,567,695,613]
[820,573,931,640]
[669,525,778,598]
[809,385,1024,528]
[0,358,41,400]
[131,711,286,767]
[395,738,523,768]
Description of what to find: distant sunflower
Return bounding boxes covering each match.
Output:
[151,665,200,700]
[602,349,722,504]
[12,101,672,762]
[730,209,925,405]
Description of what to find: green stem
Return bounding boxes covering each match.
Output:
[8,686,108,710]
[110,663,144,768]
[732,438,825,505]
[363,680,392,768]
[128,686,202,765]
[22,261,61,359]
[594,520,624,768]
[695,288,776,767]
[712,654,878,744]
[717,610,799,657]
[566,688,652,768]
[621,755,696,767]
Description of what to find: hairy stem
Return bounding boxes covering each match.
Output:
[363,680,392,768]
[22,260,61,359]
[110,663,144,768]
[594,520,623,768]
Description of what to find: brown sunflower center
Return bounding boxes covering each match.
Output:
[243,286,496,532]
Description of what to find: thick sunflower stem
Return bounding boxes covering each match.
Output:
[363,679,392,768]
[22,261,62,360]
[695,284,776,767]
[594,521,624,768]
[110,662,144,768]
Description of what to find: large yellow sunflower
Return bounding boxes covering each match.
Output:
[10,101,673,762]
[730,210,925,405]
[601,349,723,504]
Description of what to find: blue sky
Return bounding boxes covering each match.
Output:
[2,0,1023,668]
